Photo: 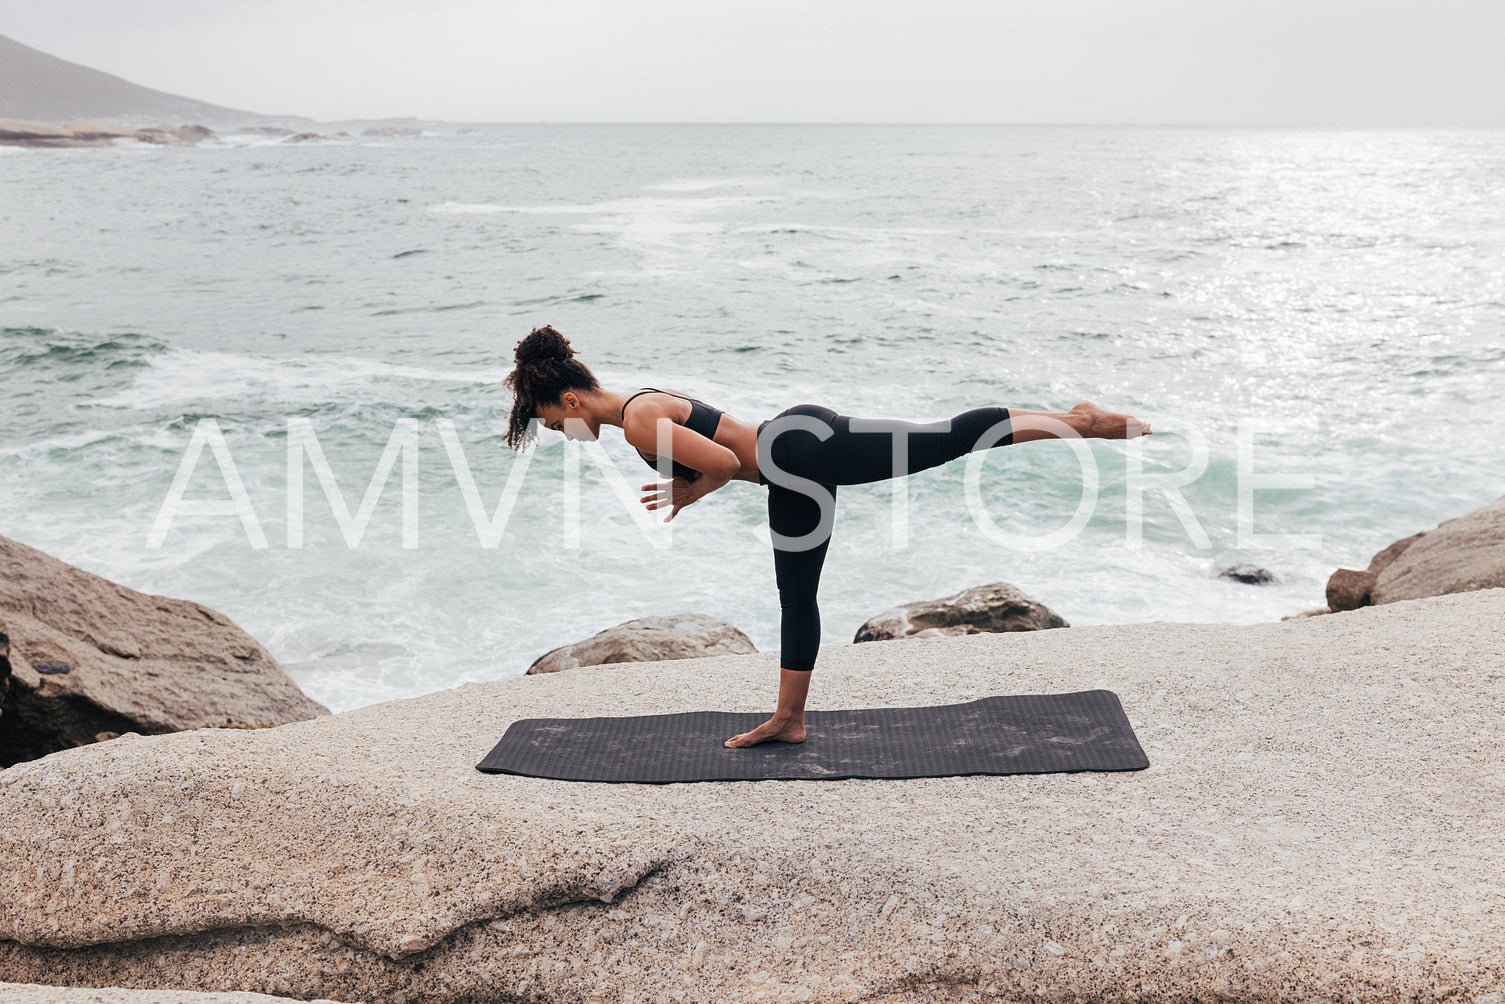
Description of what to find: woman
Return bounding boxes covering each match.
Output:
[503,325,1152,749]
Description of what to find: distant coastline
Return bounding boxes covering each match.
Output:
[0,118,451,148]
[0,117,217,148]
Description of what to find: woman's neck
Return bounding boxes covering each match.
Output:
[579,387,631,428]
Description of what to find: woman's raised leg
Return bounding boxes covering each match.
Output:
[791,401,1151,485]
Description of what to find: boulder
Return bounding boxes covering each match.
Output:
[0,534,328,767]
[1326,567,1376,611]
[1326,531,1426,611]
[1216,563,1278,585]
[528,613,756,674]
[1373,493,1505,605]
[853,581,1067,642]
[2,590,1504,1002]
[0,983,341,1004]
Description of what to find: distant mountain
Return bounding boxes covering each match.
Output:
[0,33,280,125]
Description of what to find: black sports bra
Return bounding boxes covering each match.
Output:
[620,387,724,482]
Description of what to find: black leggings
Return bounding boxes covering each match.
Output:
[756,403,1014,672]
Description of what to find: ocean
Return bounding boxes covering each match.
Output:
[3,124,1502,713]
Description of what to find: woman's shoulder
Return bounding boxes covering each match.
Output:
[626,387,706,410]
[621,388,690,429]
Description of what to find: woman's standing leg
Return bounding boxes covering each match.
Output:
[727,403,1013,749]
[725,476,836,748]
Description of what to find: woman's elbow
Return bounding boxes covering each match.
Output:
[708,449,741,481]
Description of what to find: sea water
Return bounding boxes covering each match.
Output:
[2,125,1502,712]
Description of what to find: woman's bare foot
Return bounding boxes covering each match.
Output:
[1068,401,1152,439]
[725,713,806,748]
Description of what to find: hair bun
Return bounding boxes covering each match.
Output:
[515,324,573,365]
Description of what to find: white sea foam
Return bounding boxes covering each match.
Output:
[430,194,773,217]
[429,201,596,215]
[210,133,302,149]
[644,177,773,192]
[431,194,784,262]
[732,222,953,236]
[87,346,511,411]
[0,428,121,459]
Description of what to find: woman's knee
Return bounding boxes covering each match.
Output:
[950,406,1013,452]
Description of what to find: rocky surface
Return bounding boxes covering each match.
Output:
[527,612,756,674]
[853,581,1067,642]
[1327,531,1426,611]
[1372,492,1505,605]
[4,589,1503,1002]
[0,117,217,148]
[1,630,10,732]
[0,534,328,767]
[0,983,344,1004]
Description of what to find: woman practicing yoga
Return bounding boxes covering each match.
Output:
[503,325,1152,749]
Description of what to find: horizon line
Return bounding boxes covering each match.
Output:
[299,118,1505,129]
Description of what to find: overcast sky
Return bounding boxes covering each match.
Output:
[4,0,1502,124]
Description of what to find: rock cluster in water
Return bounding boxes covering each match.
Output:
[0,118,218,148]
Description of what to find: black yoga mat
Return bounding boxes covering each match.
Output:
[475,689,1147,783]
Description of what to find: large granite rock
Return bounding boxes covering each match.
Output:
[1372,492,1505,605]
[0,983,341,1004]
[1326,532,1425,611]
[527,612,756,674]
[5,590,1503,1002]
[0,534,328,767]
[1,630,10,732]
[853,581,1067,642]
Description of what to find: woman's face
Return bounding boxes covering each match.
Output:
[534,394,598,442]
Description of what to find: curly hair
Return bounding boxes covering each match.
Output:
[502,325,601,450]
